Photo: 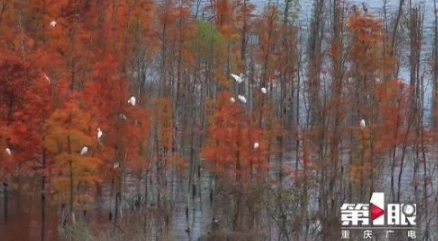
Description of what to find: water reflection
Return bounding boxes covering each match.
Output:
[0,171,212,241]
[0,193,58,241]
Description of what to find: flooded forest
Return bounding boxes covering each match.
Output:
[0,0,438,240]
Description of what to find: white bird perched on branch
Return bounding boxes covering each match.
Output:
[253,142,259,149]
[230,97,235,103]
[360,119,366,128]
[5,148,11,156]
[261,87,267,94]
[119,114,127,120]
[97,128,103,139]
[128,96,136,106]
[80,146,88,156]
[113,162,120,169]
[50,21,57,27]
[44,74,51,83]
[212,217,220,225]
[238,95,247,104]
[231,73,244,84]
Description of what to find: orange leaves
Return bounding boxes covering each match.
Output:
[44,99,102,206]
[347,13,395,77]
[347,15,382,42]
[0,53,34,177]
[124,106,150,169]
[0,0,156,209]
[84,55,129,125]
[83,55,151,175]
[202,92,268,182]
[0,52,29,120]
[154,97,173,150]
[349,164,368,185]
[13,73,54,131]
[211,0,234,34]
[165,153,187,171]
[0,124,12,168]
[44,101,97,154]
[372,80,414,149]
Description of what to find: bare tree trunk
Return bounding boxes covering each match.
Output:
[390,0,405,62]
[327,0,345,222]
[41,148,47,240]
[433,0,438,126]
[67,135,75,225]
[2,182,7,222]
[307,0,325,127]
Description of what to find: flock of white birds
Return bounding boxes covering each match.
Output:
[228,73,367,150]
[230,73,265,149]
[229,73,266,105]
[2,64,366,159]
[77,96,137,159]
[2,21,365,167]
[85,96,136,157]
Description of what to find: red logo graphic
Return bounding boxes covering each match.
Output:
[371,203,385,220]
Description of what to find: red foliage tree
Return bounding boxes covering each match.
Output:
[202,92,268,183]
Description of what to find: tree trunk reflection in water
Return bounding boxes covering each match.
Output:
[3,182,7,222]
[0,192,59,241]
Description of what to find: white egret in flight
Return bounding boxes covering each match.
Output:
[231,73,244,84]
